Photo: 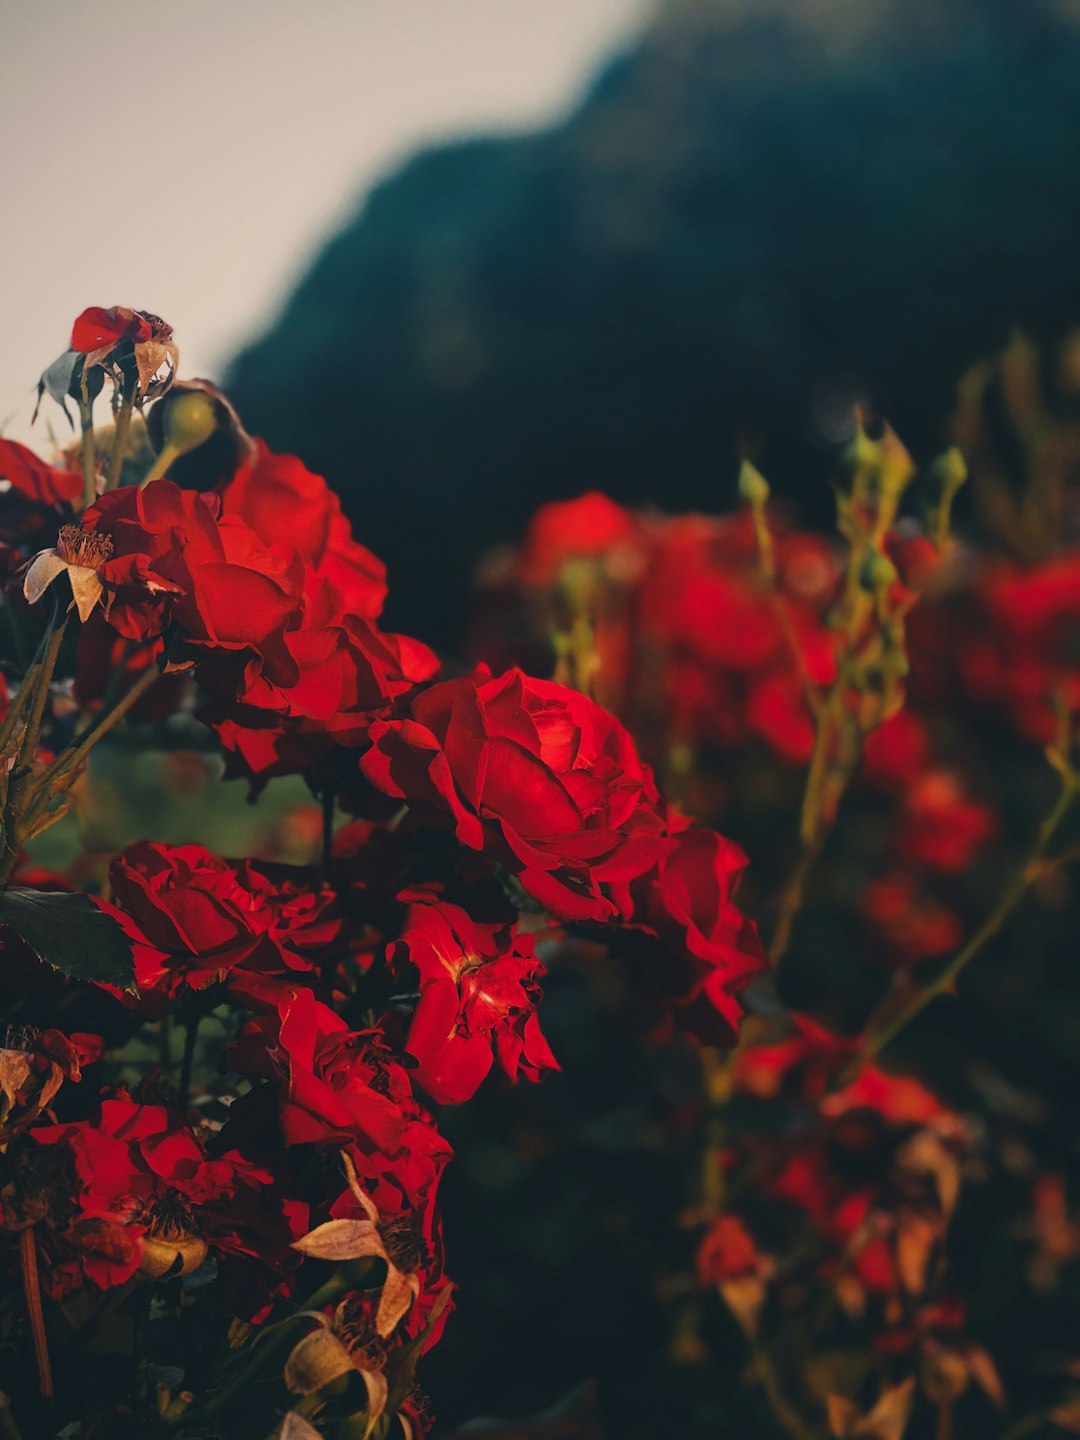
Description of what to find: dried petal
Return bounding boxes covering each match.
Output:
[292,1217,382,1262]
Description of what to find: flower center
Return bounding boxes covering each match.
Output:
[378,1214,427,1273]
[56,526,114,570]
[146,1190,198,1241]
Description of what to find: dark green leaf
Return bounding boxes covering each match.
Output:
[0,887,136,989]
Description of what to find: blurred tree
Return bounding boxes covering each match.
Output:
[227,0,1080,647]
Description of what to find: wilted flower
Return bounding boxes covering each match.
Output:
[23,523,115,621]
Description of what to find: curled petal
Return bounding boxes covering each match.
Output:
[374,1266,421,1338]
[291,1217,383,1262]
[67,567,104,622]
[357,1366,389,1440]
[279,1413,324,1440]
[23,551,68,607]
[284,1326,352,1396]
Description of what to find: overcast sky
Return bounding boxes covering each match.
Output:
[1,0,649,442]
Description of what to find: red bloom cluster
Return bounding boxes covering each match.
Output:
[729,1018,969,1321]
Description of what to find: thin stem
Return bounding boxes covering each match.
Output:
[105,389,135,492]
[29,662,159,800]
[854,770,1077,1072]
[19,1228,52,1399]
[177,996,201,1111]
[321,785,336,884]
[937,1401,953,1440]
[78,375,96,510]
[749,1339,815,1440]
[0,616,68,886]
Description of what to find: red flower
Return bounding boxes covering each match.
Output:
[0,438,81,508]
[219,442,387,620]
[696,1213,760,1286]
[895,770,995,874]
[202,608,438,786]
[233,989,451,1207]
[31,1096,274,1295]
[388,882,558,1104]
[362,669,667,923]
[100,842,342,1004]
[859,871,964,964]
[629,826,767,1042]
[859,710,931,791]
[85,480,304,663]
[69,305,178,400]
[518,491,643,587]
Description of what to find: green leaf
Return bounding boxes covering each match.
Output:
[0,888,136,989]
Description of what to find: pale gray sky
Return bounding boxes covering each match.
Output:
[1,0,649,442]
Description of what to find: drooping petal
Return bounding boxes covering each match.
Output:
[23,551,68,607]
[291,1217,382,1262]
[374,1266,421,1338]
[68,566,104,623]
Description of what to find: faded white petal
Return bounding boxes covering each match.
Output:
[279,1412,324,1440]
[284,1327,353,1396]
[292,1217,383,1262]
[358,1367,389,1440]
[375,1266,421,1338]
[67,566,104,622]
[23,551,67,606]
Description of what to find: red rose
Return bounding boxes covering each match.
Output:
[232,989,451,1204]
[100,842,342,1003]
[361,668,667,922]
[219,441,387,620]
[202,607,438,785]
[86,481,305,667]
[70,305,153,353]
[629,826,767,1042]
[388,882,558,1104]
[518,491,643,587]
[0,438,82,507]
[895,770,995,874]
[696,1213,760,1286]
[31,1096,273,1295]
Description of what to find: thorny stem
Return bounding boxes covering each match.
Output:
[78,374,96,511]
[0,615,68,885]
[852,763,1078,1075]
[19,1228,52,1399]
[105,389,135,492]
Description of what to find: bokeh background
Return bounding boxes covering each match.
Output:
[5,2,1080,1435]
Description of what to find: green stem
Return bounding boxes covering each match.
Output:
[78,375,96,510]
[26,662,159,805]
[105,390,136,492]
[177,996,201,1112]
[0,616,68,885]
[750,1339,815,1440]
